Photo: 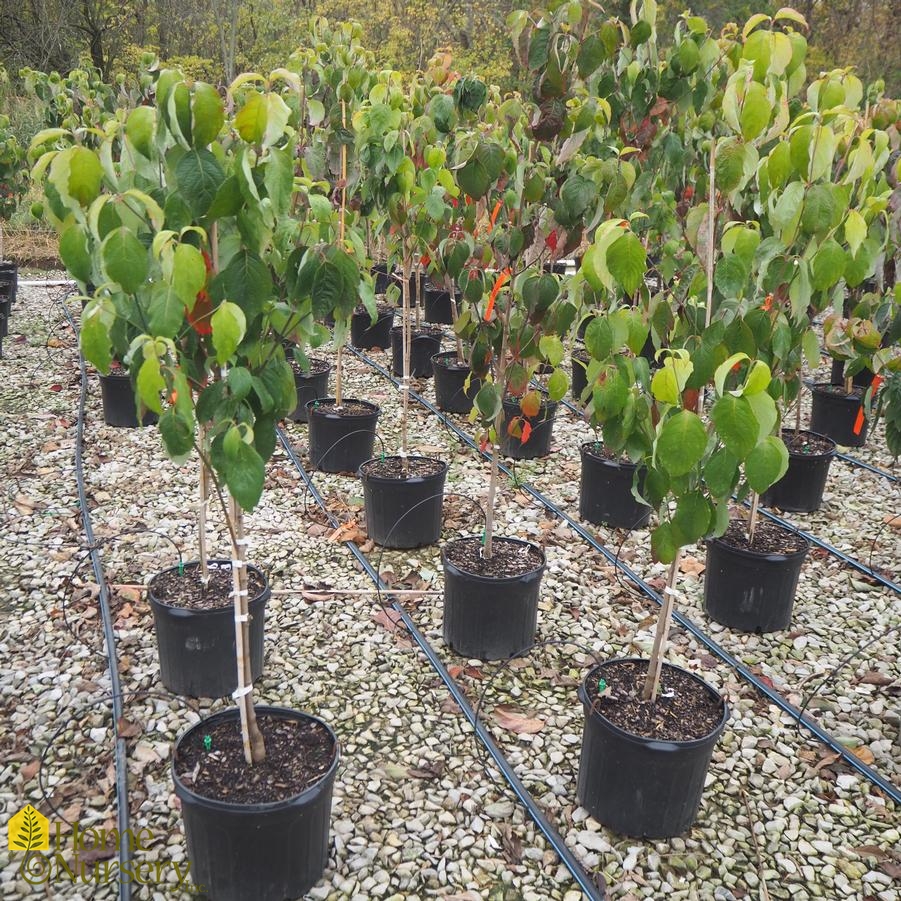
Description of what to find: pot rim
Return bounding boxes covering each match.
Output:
[172,706,340,812]
[706,520,810,562]
[389,324,444,338]
[290,357,332,377]
[352,304,395,320]
[358,454,448,484]
[809,380,865,401]
[441,535,546,583]
[305,397,380,419]
[502,396,559,413]
[148,559,269,615]
[780,428,837,460]
[579,441,640,468]
[580,657,729,750]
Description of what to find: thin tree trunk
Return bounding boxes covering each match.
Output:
[333,101,348,407]
[642,552,681,702]
[401,254,412,465]
[794,386,802,438]
[748,491,760,544]
[229,494,265,764]
[445,273,465,363]
[697,140,717,416]
[483,439,499,558]
[198,426,209,584]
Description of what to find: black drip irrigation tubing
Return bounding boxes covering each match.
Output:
[348,344,901,807]
[275,428,605,901]
[836,452,899,483]
[61,297,133,900]
[553,393,901,596]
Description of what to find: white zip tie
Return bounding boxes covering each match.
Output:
[230,559,246,568]
[232,589,249,598]
[235,537,250,547]
[232,685,252,698]
[234,611,249,622]
[663,586,678,596]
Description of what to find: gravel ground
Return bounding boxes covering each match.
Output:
[1,281,899,901]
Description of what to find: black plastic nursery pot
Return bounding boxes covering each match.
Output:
[289,359,331,423]
[0,295,9,339]
[571,349,590,403]
[579,443,651,530]
[390,326,442,378]
[441,536,546,661]
[149,560,269,698]
[371,262,392,294]
[809,381,869,447]
[432,351,481,414]
[0,261,17,303]
[703,523,810,633]
[359,455,448,548]
[577,659,728,838]
[172,706,339,901]
[830,358,875,389]
[499,397,558,460]
[306,398,380,473]
[98,371,158,428]
[351,304,395,349]
[760,430,836,513]
[422,284,457,325]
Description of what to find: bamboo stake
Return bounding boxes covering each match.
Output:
[748,490,760,545]
[401,254,412,463]
[229,494,265,764]
[334,101,349,410]
[198,426,209,584]
[697,140,717,416]
[642,551,682,702]
[445,273,465,363]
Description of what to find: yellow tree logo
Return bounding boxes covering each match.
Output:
[7,805,49,851]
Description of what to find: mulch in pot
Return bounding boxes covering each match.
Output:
[716,519,808,556]
[444,536,544,579]
[289,357,331,377]
[583,659,724,742]
[782,429,836,455]
[311,400,376,417]
[152,565,266,611]
[359,456,445,480]
[354,302,395,318]
[174,713,336,804]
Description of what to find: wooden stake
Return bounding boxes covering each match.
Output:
[401,255,412,461]
[334,100,348,408]
[198,426,209,585]
[748,490,760,545]
[229,495,265,764]
[642,552,681,702]
[697,140,717,416]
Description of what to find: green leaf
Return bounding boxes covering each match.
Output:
[606,232,646,297]
[137,356,164,414]
[714,255,749,297]
[651,353,693,404]
[212,249,273,321]
[547,367,569,402]
[474,382,502,423]
[306,98,326,126]
[80,310,112,373]
[704,447,740,497]
[746,436,789,493]
[539,334,564,367]
[746,390,778,442]
[235,91,268,144]
[672,491,713,545]
[126,106,155,158]
[196,379,226,422]
[656,410,707,477]
[59,226,92,284]
[584,316,613,360]
[743,360,772,396]
[711,394,758,459]
[102,228,148,295]
[172,243,207,307]
[159,408,195,463]
[801,184,836,236]
[844,210,867,257]
[148,282,185,337]
[767,142,792,188]
[192,83,225,147]
[811,238,846,291]
[66,146,103,206]
[227,366,253,400]
[651,521,680,563]
[801,328,821,368]
[224,438,265,511]
[740,82,771,141]
[176,149,226,217]
[211,301,246,364]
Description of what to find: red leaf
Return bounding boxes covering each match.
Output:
[520,420,532,445]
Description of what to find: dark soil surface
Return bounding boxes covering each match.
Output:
[572,347,590,364]
[781,429,835,456]
[151,563,266,611]
[354,303,395,318]
[290,356,331,377]
[391,325,444,338]
[312,400,378,417]
[432,352,471,371]
[175,713,336,804]
[813,382,864,400]
[444,536,544,579]
[581,441,635,464]
[585,659,725,742]
[359,455,445,480]
[716,519,809,556]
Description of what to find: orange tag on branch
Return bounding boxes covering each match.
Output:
[852,375,882,436]
[484,268,511,321]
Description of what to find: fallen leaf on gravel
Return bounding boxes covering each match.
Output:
[850,745,875,765]
[852,846,890,859]
[880,862,901,880]
[372,608,403,633]
[882,514,901,529]
[407,761,445,779]
[447,664,464,678]
[500,823,523,864]
[302,591,332,603]
[20,760,40,780]
[117,718,142,739]
[328,520,366,543]
[493,704,545,734]
[858,671,893,686]
[812,751,841,772]
[679,555,705,576]
[306,523,329,537]
[79,843,116,863]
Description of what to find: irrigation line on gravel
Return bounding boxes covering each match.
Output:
[836,452,899,483]
[348,344,901,807]
[61,296,133,901]
[275,428,606,901]
[553,392,901,595]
